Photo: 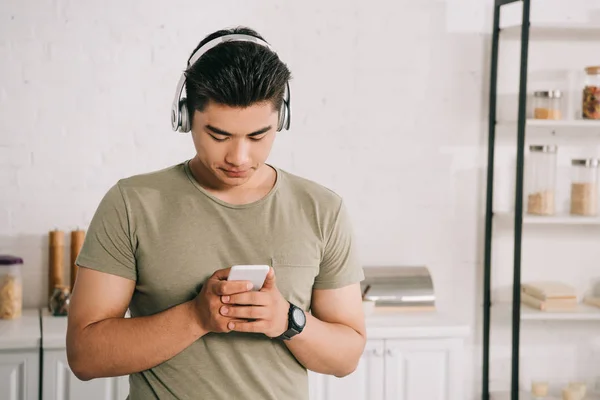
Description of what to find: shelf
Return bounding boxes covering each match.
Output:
[491,390,600,400]
[497,119,600,131]
[493,303,600,321]
[501,23,600,41]
[495,212,600,225]
[491,392,560,400]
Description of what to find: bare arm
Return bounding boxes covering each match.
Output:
[284,283,366,377]
[66,266,249,381]
[224,277,366,378]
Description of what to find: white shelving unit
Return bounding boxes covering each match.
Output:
[483,7,600,398]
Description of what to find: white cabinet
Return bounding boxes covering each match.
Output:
[0,350,39,400]
[384,338,464,400]
[309,339,385,400]
[309,315,469,400]
[0,310,41,400]
[40,310,129,400]
[42,348,129,400]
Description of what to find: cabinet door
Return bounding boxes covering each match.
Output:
[0,350,39,400]
[43,349,129,400]
[309,339,385,400]
[384,338,464,400]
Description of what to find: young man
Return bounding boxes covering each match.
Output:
[66,26,366,400]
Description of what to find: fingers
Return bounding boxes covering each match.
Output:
[223,291,268,306]
[211,267,231,281]
[227,319,266,334]
[213,280,253,296]
[220,305,269,320]
[260,267,276,290]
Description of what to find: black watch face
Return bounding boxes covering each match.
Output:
[292,307,306,326]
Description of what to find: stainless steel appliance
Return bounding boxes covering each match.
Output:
[361,266,435,310]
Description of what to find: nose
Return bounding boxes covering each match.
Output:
[224,139,250,167]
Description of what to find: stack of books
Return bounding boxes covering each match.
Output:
[521,282,578,311]
[584,295,600,309]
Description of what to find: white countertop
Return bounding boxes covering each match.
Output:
[0,309,41,350]
[365,309,470,339]
[37,308,470,350]
[40,309,69,349]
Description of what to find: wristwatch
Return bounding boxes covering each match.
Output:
[276,302,306,340]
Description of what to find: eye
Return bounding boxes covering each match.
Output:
[209,134,228,142]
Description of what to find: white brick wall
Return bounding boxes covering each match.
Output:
[2,0,600,398]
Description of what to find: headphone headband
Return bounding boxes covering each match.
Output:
[171,33,290,133]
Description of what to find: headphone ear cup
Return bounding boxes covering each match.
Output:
[277,101,286,132]
[179,99,190,133]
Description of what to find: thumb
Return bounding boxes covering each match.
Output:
[261,267,276,290]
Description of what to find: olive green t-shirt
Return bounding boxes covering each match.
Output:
[75,160,364,400]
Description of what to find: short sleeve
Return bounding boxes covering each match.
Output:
[313,200,365,290]
[75,182,137,281]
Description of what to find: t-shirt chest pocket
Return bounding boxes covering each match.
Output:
[271,255,319,312]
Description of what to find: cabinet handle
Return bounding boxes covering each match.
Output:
[371,348,384,357]
[386,349,397,357]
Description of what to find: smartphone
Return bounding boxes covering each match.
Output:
[227,265,270,291]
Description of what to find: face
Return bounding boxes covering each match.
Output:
[190,100,279,188]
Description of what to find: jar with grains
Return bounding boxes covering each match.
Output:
[583,66,600,120]
[526,145,558,216]
[0,255,23,320]
[570,158,599,216]
[533,90,563,120]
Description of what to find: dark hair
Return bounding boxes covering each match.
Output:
[184,26,291,121]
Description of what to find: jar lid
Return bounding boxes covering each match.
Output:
[585,66,600,75]
[0,255,23,265]
[533,90,562,98]
[530,145,557,153]
[572,158,599,167]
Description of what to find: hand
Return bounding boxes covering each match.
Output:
[192,267,254,334]
[220,267,290,338]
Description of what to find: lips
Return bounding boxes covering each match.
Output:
[222,169,249,177]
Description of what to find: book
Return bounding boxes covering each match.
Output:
[521,281,577,301]
[521,291,577,312]
[584,296,600,309]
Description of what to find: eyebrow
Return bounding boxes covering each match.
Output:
[205,124,272,137]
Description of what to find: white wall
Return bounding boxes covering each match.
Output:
[2,0,600,398]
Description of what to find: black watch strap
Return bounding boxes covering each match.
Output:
[276,302,305,340]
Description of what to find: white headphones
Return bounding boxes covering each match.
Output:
[170,34,291,133]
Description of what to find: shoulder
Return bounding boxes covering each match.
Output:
[277,168,343,214]
[97,162,188,210]
[116,162,187,192]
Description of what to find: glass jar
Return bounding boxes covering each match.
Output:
[533,90,563,120]
[583,66,600,120]
[570,158,599,216]
[526,145,558,216]
[49,286,71,317]
[0,255,23,320]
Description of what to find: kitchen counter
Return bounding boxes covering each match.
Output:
[0,309,41,350]
[365,308,470,339]
[40,309,69,349]
[38,308,470,345]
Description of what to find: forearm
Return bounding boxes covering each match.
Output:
[284,313,366,377]
[67,301,205,380]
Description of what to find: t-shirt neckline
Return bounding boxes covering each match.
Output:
[183,159,281,209]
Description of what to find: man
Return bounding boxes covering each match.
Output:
[66,26,366,400]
